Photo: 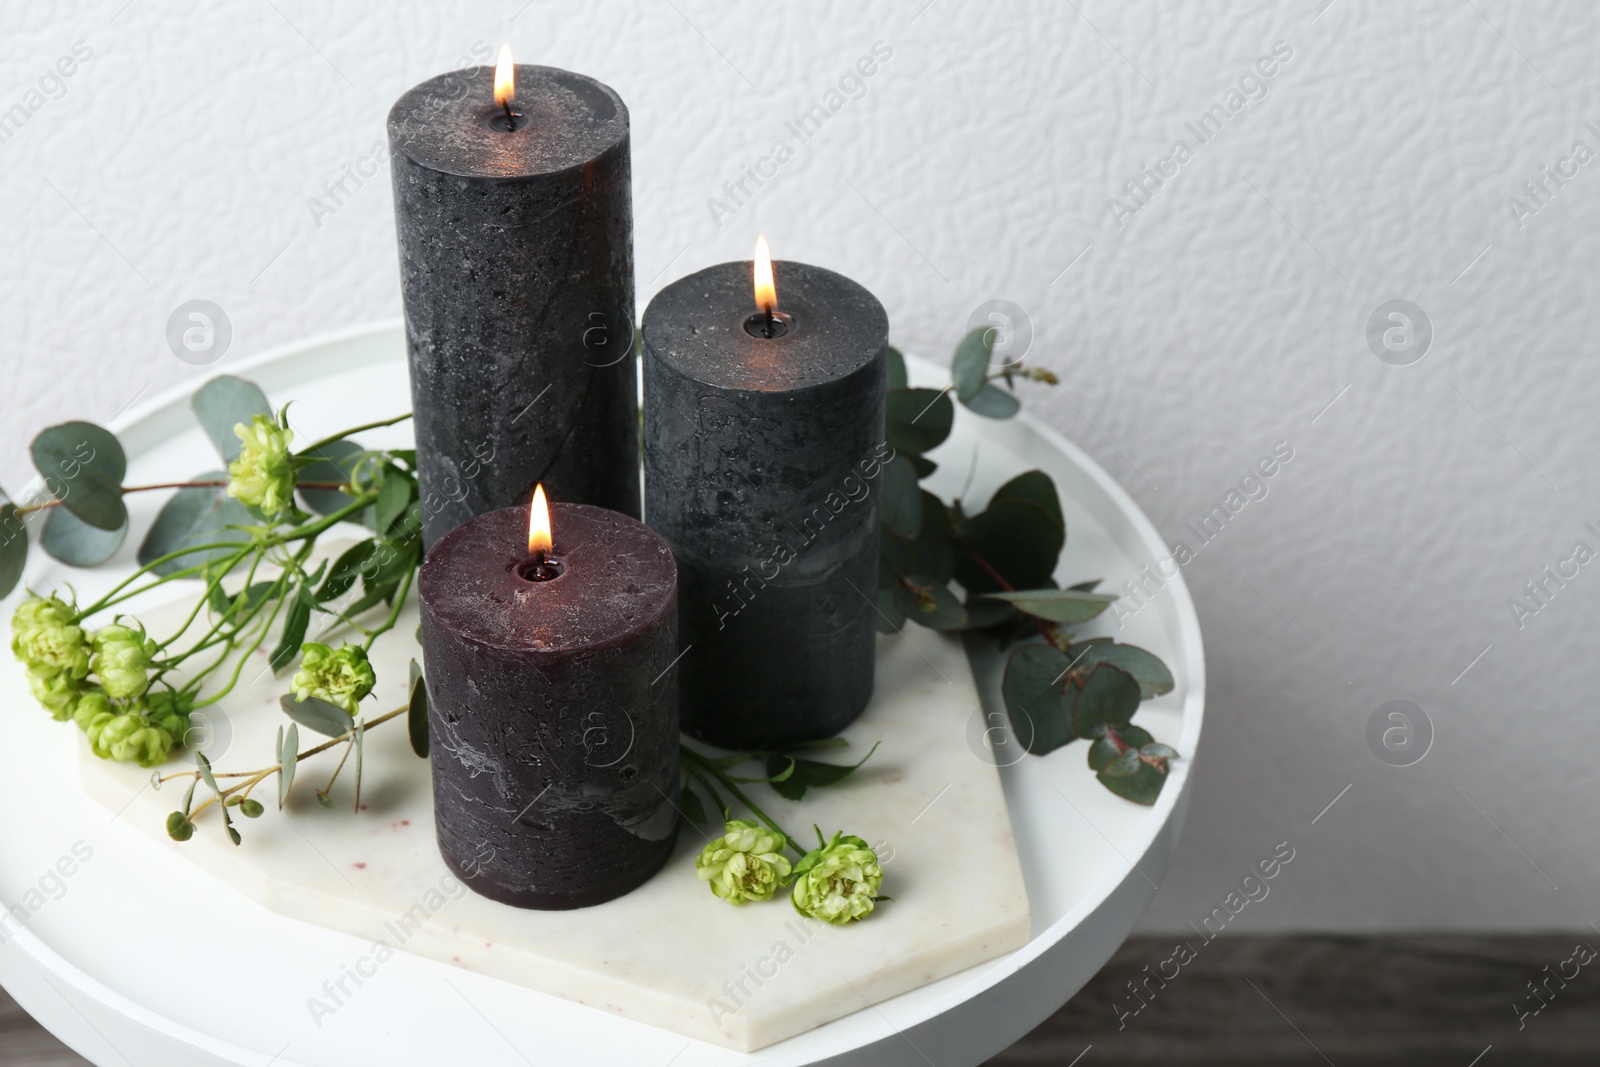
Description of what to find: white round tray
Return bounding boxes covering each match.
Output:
[0,323,1204,1067]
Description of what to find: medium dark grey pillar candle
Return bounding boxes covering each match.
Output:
[419,503,680,909]
[642,261,889,749]
[389,64,639,548]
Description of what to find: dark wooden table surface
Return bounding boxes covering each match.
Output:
[6,935,1596,1065]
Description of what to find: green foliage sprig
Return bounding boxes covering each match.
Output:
[876,330,1182,805]
[3,375,429,843]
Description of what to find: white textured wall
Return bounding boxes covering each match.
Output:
[3,0,1595,933]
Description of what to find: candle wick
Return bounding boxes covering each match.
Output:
[502,101,516,131]
[763,307,774,340]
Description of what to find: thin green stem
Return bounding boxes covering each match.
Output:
[153,544,255,653]
[302,414,412,456]
[189,570,293,709]
[167,706,406,822]
[680,746,799,853]
[682,761,728,820]
[362,566,415,652]
[79,540,256,617]
[322,738,354,796]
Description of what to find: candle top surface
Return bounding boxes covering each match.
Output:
[642,260,889,393]
[420,503,675,654]
[388,64,628,179]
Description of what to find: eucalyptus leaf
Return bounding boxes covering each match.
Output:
[278,723,299,808]
[892,576,966,630]
[166,811,195,842]
[239,798,264,818]
[1062,639,1175,699]
[879,453,922,539]
[138,472,253,577]
[917,488,954,540]
[953,470,1065,595]
[1087,725,1155,771]
[951,326,993,402]
[1141,742,1179,760]
[1069,664,1142,740]
[41,507,126,566]
[279,694,354,738]
[296,438,363,516]
[1101,750,1142,777]
[956,597,1016,631]
[1098,760,1167,805]
[1001,643,1074,754]
[983,587,1117,624]
[195,751,220,795]
[873,585,905,633]
[963,382,1021,419]
[885,388,955,454]
[879,496,954,585]
[193,376,272,464]
[31,422,126,531]
[886,346,908,391]
[408,659,430,758]
[0,497,26,598]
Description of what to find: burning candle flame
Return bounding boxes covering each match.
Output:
[528,484,552,556]
[753,234,776,314]
[494,43,515,109]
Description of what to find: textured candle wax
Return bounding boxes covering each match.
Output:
[418,504,679,909]
[643,261,889,749]
[389,65,639,548]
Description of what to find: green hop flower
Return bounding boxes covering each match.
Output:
[88,712,172,767]
[227,413,297,517]
[142,689,194,748]
[292,642,375,714]
[71,688,112,732]
[28,665,82,722]
[789,829,884,925]
[90,623,158,700]
[10,594,90,679]
[696,819,793,904]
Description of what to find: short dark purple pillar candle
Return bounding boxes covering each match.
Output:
[418,495,679,909]
[642,255,889,750]
[389,56,640,549]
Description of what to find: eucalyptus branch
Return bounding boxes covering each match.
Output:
[950,537,1062,647]
[160,705,407,824]
[16,480,352,517]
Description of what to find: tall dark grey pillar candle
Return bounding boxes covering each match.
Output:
[389,64,639,549]
[642,260,889,750]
